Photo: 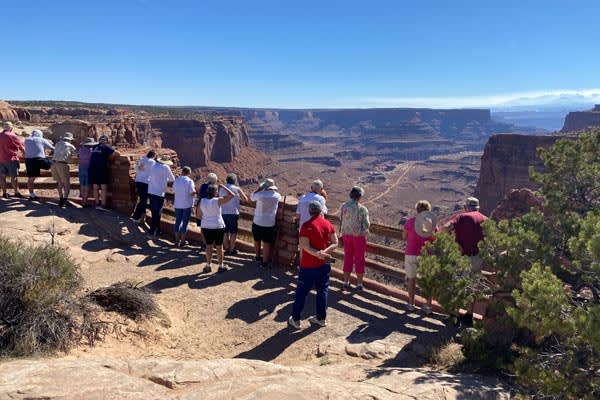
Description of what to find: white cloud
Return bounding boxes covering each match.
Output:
[352,89,600,109]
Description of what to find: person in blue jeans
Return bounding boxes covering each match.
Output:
[289,201,338,329]
[173,166,196,247]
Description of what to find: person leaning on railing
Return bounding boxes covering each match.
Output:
[0,121,25,199]
[23,129,53,200]
[89,135,120,211]
[51,132,76,208]
[402,200,437,314]
[130,149,156,221]
[339,186,370,291]
[219,173,249,256]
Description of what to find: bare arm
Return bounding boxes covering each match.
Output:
[299,236,326,260]
[217,183,235,206]
[237,187,249,203]
[108,150,120,160]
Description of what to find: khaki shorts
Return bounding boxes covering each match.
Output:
[51,162,70,184]
[404,255,418,279]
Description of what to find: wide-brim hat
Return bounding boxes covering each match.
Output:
[62,132,74,141]
[82,137,98,146]
[261,178,278,191]
[414,211,437,238]
[157,155,174,166]
[3,121,13,130]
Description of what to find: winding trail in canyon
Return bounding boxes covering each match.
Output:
[363,162,414,206]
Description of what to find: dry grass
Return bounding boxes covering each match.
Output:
[430,340,465,370]
[87,281,164,321]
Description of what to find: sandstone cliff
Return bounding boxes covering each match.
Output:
[48,118,154,147]
[475,134,559,214]
[0,100,19,121]
[561,105,600,132]
[150,117,249,166]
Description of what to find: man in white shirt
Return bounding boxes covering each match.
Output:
[250,178,282,267]
[147,155,175,237]
[130,150,156,223]
[296,179,328,228]
[173,166,196,247]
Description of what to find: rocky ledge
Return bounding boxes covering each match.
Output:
[0,358,509,400]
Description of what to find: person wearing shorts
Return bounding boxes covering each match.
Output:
[402,200,438,314]
[339,186,370,291]
[199,184,234,273]
[24,129,54,200]
[250,178,282,268]
[89,135,120,211]
[51,132,76,207]
[219,173,248,255]
[0,121,25,199]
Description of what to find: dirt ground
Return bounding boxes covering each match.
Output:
[0,199,455,369]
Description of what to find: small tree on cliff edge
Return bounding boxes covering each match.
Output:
[418,129,600,399]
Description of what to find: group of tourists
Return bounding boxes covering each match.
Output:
[0,121,119,209]
[2,120,488,330]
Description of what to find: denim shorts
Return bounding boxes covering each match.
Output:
[78,167,90,186]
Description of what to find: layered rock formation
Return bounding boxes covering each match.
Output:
[475,134,559,214]
[561,104,600,132]
[48,118,153,147]
[0,100,18,121]
[150,117,249,166]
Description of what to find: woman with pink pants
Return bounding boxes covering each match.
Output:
[339,186,370,291]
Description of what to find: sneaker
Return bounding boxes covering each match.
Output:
[405,303,416,312]
[58,198,66,208]
[224,250,232,256]
[288,316,301,330]
[13,192,24,198]
[308,316,327,327]
[343,281,351,290]
[203,264,212,273]
[28,194,38,201]
[356,284,364,291]
[230,249,238,255]
[1,193,8,199]
[421,305,433,315]
[217,264,228,273]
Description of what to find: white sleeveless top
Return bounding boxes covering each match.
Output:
[219,184,241,215]
[200,197,225,229]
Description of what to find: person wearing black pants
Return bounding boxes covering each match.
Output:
[131,150,156,223]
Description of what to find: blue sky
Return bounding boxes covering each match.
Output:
[3,0,600,108]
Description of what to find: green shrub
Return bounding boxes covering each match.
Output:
[0,237,83,356]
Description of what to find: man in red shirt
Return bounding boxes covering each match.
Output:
[444,197,487,272]
[0,122,25,199]
[289,201,338,329]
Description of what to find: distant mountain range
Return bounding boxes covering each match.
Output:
[491,92,600,112]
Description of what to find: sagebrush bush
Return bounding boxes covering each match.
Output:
[0,237,83,356]
[88,281,162,320]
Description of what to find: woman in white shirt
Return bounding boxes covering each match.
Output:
[173,166,196,247]
[199,183,234,273]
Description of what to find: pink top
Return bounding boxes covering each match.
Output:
[404,217,436,256]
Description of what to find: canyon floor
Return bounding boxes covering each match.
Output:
[0,200,510,399]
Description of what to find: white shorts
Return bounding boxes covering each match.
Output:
[404,255,418,279]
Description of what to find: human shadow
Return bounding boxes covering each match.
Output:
[234,324,320,361]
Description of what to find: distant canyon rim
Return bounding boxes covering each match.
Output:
[4,99,598,224]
